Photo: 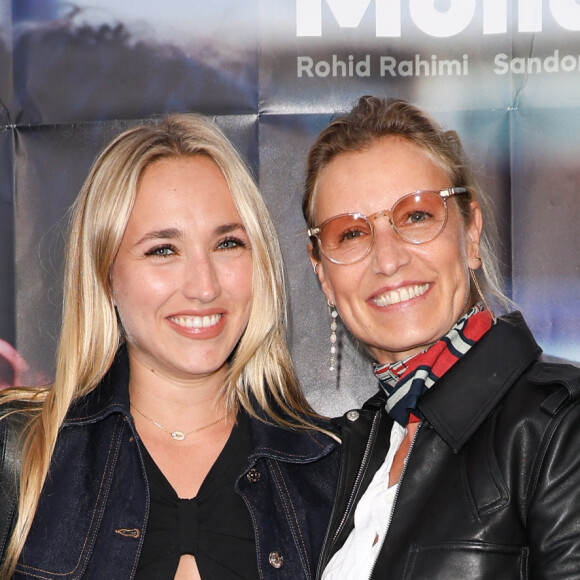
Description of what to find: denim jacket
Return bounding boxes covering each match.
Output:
[8,351,339,579]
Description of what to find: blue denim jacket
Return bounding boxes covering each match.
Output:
[11,351,339,579]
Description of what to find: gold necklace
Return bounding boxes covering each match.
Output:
[130,402,226,441]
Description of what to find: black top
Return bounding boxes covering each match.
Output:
[135,409,258,579]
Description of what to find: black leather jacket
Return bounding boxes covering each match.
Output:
[319,312,580,579]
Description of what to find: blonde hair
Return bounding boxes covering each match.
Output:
[303,96,509,309]
[0,113,316,577]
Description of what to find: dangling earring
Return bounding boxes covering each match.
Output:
[328,300,338,371]
[469,260,496,322]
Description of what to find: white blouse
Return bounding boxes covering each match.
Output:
[322,421,407,580]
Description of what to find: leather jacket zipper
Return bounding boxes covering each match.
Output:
[366,421,422,580]
[315,409,382,579]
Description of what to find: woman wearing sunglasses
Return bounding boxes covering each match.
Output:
[303,96,580,578]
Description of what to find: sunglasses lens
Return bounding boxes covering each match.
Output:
[319,215,373,264]
[315,191,450,264]
[392,192,447,243]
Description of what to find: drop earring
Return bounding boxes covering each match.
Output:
[328,300,338,371]
[469,263,496,323]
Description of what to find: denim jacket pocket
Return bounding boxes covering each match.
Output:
[15,416,130,579]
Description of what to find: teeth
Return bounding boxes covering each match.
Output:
[169,314,221,329]
[373,284,429,307]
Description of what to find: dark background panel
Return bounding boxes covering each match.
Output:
[0,127,17,387]
[0,128,14,342]
[0,0,13,124]
[214,114,259,180]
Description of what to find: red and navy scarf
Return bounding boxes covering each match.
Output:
[372,303,494,426]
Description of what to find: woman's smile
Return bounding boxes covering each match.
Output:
[370,282,430,308]
[167,313,223,330]
[166,310,228,341]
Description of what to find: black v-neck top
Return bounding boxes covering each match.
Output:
[135,410,258,579]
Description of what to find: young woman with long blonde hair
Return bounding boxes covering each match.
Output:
[0,113,339,579]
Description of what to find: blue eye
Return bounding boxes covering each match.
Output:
[408,211,428,223]
[145,245,175,257]
[217,237,247,250]
[338,228,367,243]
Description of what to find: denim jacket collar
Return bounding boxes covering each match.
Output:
[247,414,338,465]
[64,347,132,426]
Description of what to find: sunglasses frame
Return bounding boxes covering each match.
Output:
[308,187,468,265]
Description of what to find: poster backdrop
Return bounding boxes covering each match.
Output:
[1,0,579,414]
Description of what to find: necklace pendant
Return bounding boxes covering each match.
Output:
[171,431,186,441]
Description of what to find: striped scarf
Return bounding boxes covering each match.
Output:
[372,304,494,426]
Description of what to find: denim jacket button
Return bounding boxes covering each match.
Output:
[346,410,360,422]
[268,551,284,568]
[246,468,261,483]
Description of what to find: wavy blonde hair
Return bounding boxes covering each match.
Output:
[303,96,510,309]
[0,113,317,577]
